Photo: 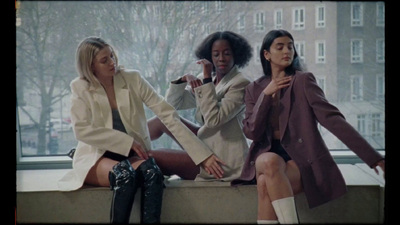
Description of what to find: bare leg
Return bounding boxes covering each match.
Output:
[85,156,145,187]
[148,148,200,180]
[147,116,201,180]
[255,153,302,221]
[147,116,200,143]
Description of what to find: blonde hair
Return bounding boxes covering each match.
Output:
[75,37,119,88]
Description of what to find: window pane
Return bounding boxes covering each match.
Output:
[16,1,385,165]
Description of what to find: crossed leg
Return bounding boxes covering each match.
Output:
[255,152,302,221]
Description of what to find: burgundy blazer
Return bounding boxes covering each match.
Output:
[232,71,384,208]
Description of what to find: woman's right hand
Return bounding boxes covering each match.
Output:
[131,140,149,160]
[263,76,292,97]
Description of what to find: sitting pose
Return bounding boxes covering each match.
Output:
[58,37,215,224]
[231,29,385,224]
[148,31,253,181]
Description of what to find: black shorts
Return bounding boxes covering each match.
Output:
[103,150,136,162]
[270,140,292,162]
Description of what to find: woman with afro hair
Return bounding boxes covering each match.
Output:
[147,31,253,181]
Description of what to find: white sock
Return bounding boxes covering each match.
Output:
[271,196,299,224]
[257,219,279,224]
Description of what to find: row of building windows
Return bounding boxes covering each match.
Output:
[251,38,385,64]
[236,2,385,32]
[174,33,385,65]
[315,74,384,102]
[357,113,383,137]
[318,110,383,143]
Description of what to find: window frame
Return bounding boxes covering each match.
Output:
[351,38,363,63]
[350,75,364,101]
[16,106,72,170]
[274,8,283,29]
[376,38,385,63]
[376,2,384,27]
[292,7,305,30]
[254,11,265,32]
[295,40,305,62]
[351,2,363,27]
[376,74,385,100]
[237,12,246,33]
[315,4,326,28]
[315,40,326,64]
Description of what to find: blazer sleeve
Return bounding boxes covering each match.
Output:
[165,78,196,110]
[242,82,273,141]
[302,73,384,167]
[136,74,213,165]
[70,80,133,156]
[193,77,249,129]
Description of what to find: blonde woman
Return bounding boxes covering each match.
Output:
[58,37,217,224]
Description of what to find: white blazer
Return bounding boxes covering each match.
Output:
[166,66,250,181]
[58,68,213,191]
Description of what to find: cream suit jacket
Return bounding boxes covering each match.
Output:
[166,66,250,181]
[58,68,213,191]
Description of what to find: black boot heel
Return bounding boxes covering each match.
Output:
[109,159,138,224]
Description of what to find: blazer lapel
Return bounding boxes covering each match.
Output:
[114,74,131,125]
[279,76,295,140]
[93,87,113,129]
[215,65,239,94]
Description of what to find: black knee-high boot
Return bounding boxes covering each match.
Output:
[109,159,138,224]
[137,157,165,224]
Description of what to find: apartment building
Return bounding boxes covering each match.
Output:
[202,1,385,149]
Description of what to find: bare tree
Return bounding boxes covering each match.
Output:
[16,1,254,153]
[16,1,93,154]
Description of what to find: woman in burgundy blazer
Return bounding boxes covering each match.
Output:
[231,30,385,224]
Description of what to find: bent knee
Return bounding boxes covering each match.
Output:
[256,153,285,176]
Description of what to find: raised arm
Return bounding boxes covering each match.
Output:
[302,72,384,167]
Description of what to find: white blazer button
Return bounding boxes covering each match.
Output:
[250,161,255,166]
[298,138,303,143]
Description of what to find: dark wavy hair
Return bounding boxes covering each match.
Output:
[195,31,253,70]
[260,29,303,77]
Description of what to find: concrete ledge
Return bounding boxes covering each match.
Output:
[16,164,385,224]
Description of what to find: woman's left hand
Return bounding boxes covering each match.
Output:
[196,59,213,79]
[373,159,385,180]
[200,154,227,179]
[182,74,203,92]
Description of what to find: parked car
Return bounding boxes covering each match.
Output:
[49,119,72,132]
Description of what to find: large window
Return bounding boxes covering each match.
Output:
[16,1,385,169]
